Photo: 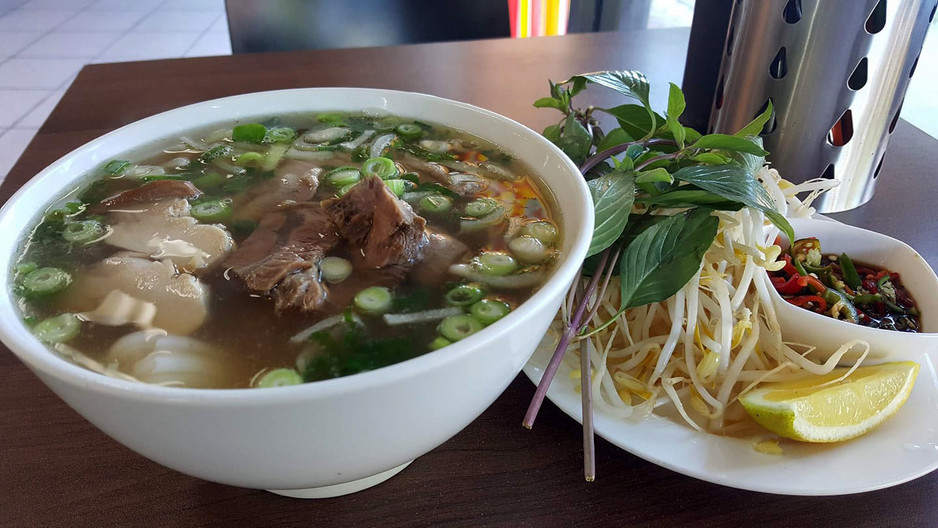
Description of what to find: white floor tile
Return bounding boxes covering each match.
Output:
[58,10,145,31]
[185,31,231,57]
[20,31,121,58]
[87,0,163,11]
[0,8,73,31]
[18,88,64,128]
[207,14,228,33]
[97,31,200,62]
[0,89,50,126]
[0,58,85,89]
[20,0,95,11]
[0,31,41,58]
[0,128,38,177]
[161,0,225,12]
[135,10,218,33]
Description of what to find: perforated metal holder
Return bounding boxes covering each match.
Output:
[709,0,936,212]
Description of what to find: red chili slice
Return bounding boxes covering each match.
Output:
[787,295,828,312]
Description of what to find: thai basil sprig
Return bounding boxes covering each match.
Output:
[523,70,785,481]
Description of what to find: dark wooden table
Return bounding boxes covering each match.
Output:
[2,30,937,528]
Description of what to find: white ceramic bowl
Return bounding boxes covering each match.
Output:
[767,217,938,361]
[0,88,592,498]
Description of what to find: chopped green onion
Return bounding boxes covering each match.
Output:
[191,199,232,222]
[102,159,130,176]
[520,221,559,244]
[464,197,498,218]
[256,368,303,388]
[419,194,453,213]
[321,256,352,284]
[354,286,394,314]
[439,314,484,342]
[317,112,346,126]
[373,115,401,131]
[261,143,289,171]
[362,156,399,179]
[33,313,81,344]
[23,267,71,297]
[396,123,424,141]
[470,299,511,325]
[193,172,226,190]
[266,127,296,143]
[199,145,233,162]
[384,179,406,197]
[62,219,107,244]
[429,336,452,350]
[235,151,265,166]
[15,262,38,276]
[232,123,267,143]
[325,166,361,187]
[509,236,551,264]
[445,283,485,306]
[474,252,518,276]
[337,182,358,196]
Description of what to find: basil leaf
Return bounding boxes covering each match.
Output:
[691,134,768,155]
[635,167,672,184]
[733,135,766,176]
[599,104,663,141]
[690,153,728,164]
[586,170,635,257]
[543,123,561,144]
[636,189,745,210]
[735,99,774,138]
[533,97,566,111]
[557,113,592,166]
[570,76,588,97]
[666,83,686,120]
[568,70,651,109]
[666,83,687,147]
[671,164,793,242]
[619,209,718,308]
[570,70,656,139]
[596,127,634,152]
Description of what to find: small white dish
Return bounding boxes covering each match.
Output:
[523,341,938,495]
[767,217,938,361]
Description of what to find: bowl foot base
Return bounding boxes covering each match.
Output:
[266,461,412,499]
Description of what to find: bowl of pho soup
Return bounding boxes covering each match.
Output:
[0,88,592,498]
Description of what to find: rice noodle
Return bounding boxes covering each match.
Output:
[561,167,870,435]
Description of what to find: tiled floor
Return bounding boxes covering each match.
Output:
[0,1,934,186]
[0,0,230,180]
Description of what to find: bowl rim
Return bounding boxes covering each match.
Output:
[765,216,938,338]
[0,87,594,404]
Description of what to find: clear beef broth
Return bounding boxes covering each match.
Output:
[14,112,561,388]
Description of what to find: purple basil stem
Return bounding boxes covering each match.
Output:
[522,249,609,429]
[580,335,595,481]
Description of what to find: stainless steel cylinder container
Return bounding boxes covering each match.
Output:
[709,0,936,212]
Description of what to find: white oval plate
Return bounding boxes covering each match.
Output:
[523,343,938,495]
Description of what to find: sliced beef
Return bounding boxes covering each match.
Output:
[232,161,321,222]
[321,176,427,269]
[274,267,328,313]
[226,204,340,303]
[413,230,470,285]
[91,180,201,213]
